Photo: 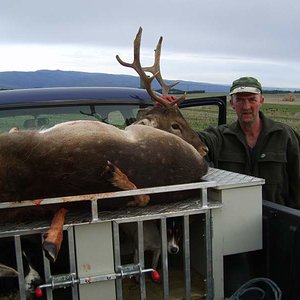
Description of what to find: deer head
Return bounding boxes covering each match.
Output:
[116,27,208,157]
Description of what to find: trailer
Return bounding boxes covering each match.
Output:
[0,166,264,300]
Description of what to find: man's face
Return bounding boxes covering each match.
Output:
[230,92,264,126]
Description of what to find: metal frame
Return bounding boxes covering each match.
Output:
[0,180,220,299]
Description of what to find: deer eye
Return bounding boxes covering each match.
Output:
[171,123,180,130]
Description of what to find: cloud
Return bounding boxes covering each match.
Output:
[1,0,300,89]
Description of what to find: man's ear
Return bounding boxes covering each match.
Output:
[260,96,265,105]
[229,97,235,110]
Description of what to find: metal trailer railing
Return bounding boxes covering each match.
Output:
[0,180,221,300]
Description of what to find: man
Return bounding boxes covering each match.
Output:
[199,76,300,209]
[197,77,300,298]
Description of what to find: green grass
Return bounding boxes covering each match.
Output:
[181,106,220,131]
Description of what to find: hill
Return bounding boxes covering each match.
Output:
[0,70,230,92]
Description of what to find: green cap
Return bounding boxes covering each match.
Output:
[230,77,262,95]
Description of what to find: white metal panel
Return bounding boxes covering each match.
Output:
[209,186,263,255]
[75,222,116,300]
[211,207,225,300]
[222,186,262,255]
[204,168,263,255]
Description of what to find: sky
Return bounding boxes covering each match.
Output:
[1,0,300,89]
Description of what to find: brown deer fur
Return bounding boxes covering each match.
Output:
[0,120,207,204]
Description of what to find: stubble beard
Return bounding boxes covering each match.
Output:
[239,110,257,128]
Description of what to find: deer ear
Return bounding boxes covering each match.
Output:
[136,109,150,120]
[134,116,158,128]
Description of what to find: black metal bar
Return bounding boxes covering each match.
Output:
[41,233,53,300]
[113,222,123,300]
[205,210,214,299]
[183,215,191,300]
[137,221,146,299]
[67,228,79,300]
[160,217,169,300]
[14,235,26,300]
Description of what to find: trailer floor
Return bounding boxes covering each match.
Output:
[122,268,206,300]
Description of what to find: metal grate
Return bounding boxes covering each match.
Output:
[0,181,222,300]
[203,167,265,189]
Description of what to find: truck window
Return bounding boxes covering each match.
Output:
[0,104,145,133]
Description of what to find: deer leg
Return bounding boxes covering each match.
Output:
[42,208,68,263]
[101,160,150,207]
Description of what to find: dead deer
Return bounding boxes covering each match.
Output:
[0,27,208,263]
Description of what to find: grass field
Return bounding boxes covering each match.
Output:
[186,92,300,134]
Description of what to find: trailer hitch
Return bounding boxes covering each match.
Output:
[35,264,159,297]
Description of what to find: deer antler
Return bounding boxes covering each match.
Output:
[116,27,186,108]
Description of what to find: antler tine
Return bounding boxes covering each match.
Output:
[116,27,171,108]
[142,34,186,106]
[116,27,144,75]
[143,36,176,95]
[116,27,188,108]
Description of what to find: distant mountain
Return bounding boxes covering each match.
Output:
[0,70,230,92]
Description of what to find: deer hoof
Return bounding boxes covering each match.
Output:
[42,241,58,263]
[101,160,114,179]
[127,195,150,207]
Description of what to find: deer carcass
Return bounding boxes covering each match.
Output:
[0,28,208,262]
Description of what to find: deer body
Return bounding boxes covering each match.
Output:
[0,120,207,202]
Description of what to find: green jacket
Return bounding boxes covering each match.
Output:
[199,112,300,209]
